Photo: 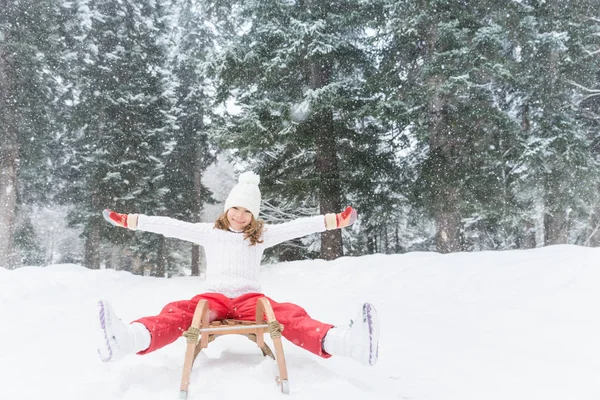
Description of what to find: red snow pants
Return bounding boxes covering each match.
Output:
[134,292,334,358]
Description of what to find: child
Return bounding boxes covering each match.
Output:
[97,171,379,366]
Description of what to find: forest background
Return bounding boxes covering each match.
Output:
[1,0,600,277]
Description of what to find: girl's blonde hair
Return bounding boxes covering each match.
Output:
[214,211,265,246]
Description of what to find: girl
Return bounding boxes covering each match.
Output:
[97,171,379,366]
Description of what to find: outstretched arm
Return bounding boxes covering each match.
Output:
[102,209,213,244]
[262,206,358,248]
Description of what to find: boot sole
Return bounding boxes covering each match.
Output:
[363,303,380,366]
[97,300,114,362]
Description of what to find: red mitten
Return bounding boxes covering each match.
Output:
[102,209,135,229]
[337,206,357,228]
[325,206,358,230]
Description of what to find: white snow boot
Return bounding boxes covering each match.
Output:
[96,300,151,362]
[323,303,380,366]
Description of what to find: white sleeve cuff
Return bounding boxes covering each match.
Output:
[128,214,139,230]
[324,213,337,230]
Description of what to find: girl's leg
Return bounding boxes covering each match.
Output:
[260,297,334,358]
[134,292,230,354]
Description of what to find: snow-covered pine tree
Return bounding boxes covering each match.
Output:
[0,0,23,269]
[213,0,400,259]
[510,0,600,246]
[158,0,218,276]
[63,0,177,271]
[575,11,600,246]
[0,0,71,267]
[15,0,91,265]
[378,0,536,252]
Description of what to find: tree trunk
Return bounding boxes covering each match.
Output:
[429,82,463,253]
[84,192,101,269]
[191,245,200,276]
[587,183,600,247]
[154,236,166,277]
[0,20,20,269]
[309,61,343,260]
[316,120,342,259]
[366,227,376,254]
[190,144,204,276]
[434,188,463,253]
[544,208,568,245]
[84,218,101,269]
[542,32,568,246]
[0,140,18,269]
[519,104,536,249]
[425,23,463,254]
[520,221,537,249]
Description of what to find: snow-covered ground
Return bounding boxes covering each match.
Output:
[1,244,599,400]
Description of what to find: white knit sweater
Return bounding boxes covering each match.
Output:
[136,215,327,297]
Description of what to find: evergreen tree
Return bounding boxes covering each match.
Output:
[15,0,89,264]
[378,0,534,252]
[214,0,400,259]
[575,12,600,246]
[162,0,217,276]
[0,0,70,267]
[0,0,24,269]
[511,0,600,246]
[63,0,177,270]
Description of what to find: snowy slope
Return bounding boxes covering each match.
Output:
[1,245,599,400]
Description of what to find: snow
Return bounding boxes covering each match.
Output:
[1,244,599,400]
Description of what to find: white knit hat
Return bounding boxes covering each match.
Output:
[223,171,261,218]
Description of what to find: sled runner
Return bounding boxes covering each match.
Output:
[179,297,289,399]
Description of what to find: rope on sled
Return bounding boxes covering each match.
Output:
[268,321,283,339]
[183,327,200,344]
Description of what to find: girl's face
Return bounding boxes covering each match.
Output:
[226,206,253,231]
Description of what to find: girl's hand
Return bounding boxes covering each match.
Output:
[102,209,138,230]
[325,206,358,230]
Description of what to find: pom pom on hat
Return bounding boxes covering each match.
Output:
[238,171,260,185]
[223,171,262,218]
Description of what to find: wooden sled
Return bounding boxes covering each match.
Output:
[179,297,289,399]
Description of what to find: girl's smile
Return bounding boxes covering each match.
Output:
[227,206,252,230]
